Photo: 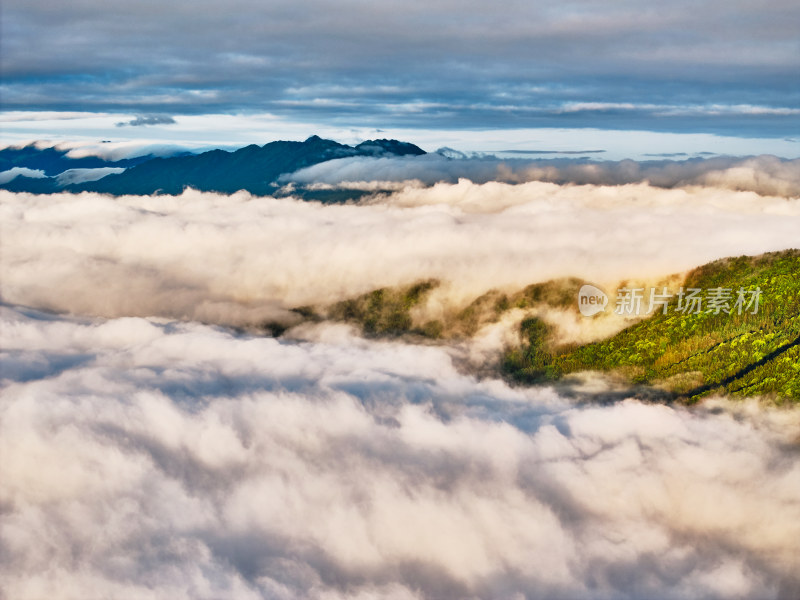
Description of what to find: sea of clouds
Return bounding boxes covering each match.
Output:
[2,305,799,599]
[2,170,800,599]
[2,179,799,329]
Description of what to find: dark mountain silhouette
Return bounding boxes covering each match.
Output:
[1,176,60,194]
[0,136,426,197]
[0,144,154,176]
[78,136,424,196]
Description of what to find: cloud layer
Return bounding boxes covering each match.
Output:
[2,1,799,136]
[0,167,47,184]
[285,154,800,198]
[2,182,799,331]
[2,305,799,599]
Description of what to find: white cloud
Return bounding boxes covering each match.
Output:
[54,167,125,186]
[1,183,798,334]
[0,167,47,184]
[285,154,800,198]
[1,305,799,599]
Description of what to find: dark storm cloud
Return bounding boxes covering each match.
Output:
[1,0,799,135]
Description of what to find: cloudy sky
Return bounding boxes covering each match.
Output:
[2,0,799,146]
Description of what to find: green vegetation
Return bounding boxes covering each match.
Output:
[326,280,440,337]
[290,250,799,402]
[311,277,586,340]
[505,250,800,402]
[502,318,558,383]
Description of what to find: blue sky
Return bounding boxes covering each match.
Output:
[1,0,798,154]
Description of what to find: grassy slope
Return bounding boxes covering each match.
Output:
[506,250,800,402]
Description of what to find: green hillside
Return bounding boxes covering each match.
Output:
[300,277,587,340]
[505,250,800,402]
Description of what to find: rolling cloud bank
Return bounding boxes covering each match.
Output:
[284,154,800,199]
[2,179,799,327]
[2,305,800,599]
[2,162,800,599]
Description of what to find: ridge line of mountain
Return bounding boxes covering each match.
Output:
[0,136,426,197]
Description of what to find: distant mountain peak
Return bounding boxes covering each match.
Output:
[355,139,426,156]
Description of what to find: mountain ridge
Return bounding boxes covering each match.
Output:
[0,137,426,197]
